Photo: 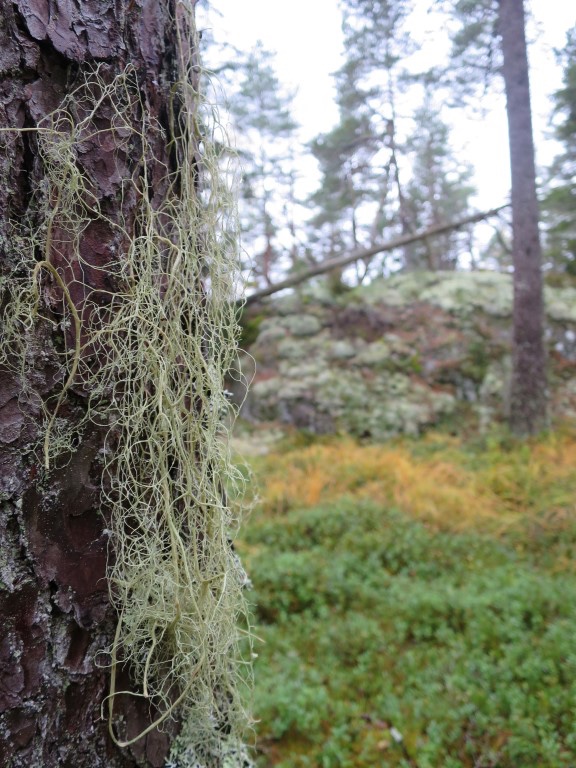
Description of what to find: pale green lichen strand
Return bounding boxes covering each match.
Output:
[0,5,252,766]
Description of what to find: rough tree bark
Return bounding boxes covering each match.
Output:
[499,0,547,434]
[0,2,196,765]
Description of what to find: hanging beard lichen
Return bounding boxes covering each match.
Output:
[0,3,253,765]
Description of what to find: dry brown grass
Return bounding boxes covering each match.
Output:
[252,426,576,532]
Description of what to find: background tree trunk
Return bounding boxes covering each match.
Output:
[499,0,547,434]
[0,2,192,765]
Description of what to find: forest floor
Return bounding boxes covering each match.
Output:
[236,422,576,768]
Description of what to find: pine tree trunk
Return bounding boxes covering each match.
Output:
[499,0,547,435]
[0,2,194,765]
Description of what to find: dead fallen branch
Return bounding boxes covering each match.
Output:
[244,204,510,305]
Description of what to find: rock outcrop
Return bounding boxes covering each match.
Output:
[238,271,576,438]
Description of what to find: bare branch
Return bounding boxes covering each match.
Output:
[244,204,510,305]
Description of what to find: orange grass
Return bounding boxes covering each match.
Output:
[252,426,576,531]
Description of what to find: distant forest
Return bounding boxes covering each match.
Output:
[205,0,575,435]
[206,1,575,291]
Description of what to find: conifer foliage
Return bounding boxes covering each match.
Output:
[543,26,576,272]
[227,42,300,287]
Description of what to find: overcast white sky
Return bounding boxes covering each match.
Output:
[199,0,575,210]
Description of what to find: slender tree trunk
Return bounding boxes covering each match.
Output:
[499,0,547,434]
[385,63,414,268]
[0,2,197,765]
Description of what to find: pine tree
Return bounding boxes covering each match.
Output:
[309,0,476,280]
[542,26,576,273]
[449,0,547,435]
[0,2,250,764]
[404,96,475,270]
[308,62,382,254]
[307,0,416,281]
[227,42,300,286]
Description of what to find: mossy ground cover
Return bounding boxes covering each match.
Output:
[239,426,576,767]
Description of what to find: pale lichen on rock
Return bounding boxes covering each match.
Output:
[241,271,576,437]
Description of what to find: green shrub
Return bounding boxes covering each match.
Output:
[243,492,576,767]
